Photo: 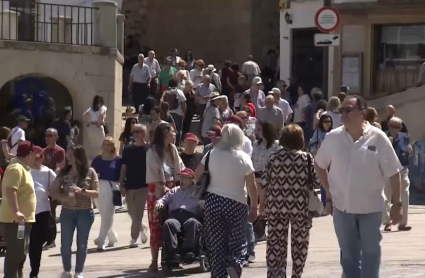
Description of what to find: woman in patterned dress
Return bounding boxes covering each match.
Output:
[195,123,258,278]
[260,124,320,278]
[145,122,185,273]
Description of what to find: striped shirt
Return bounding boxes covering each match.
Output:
[53,167,98,210]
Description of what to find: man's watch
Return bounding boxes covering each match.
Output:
[392,201,402,207]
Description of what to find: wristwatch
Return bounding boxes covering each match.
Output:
[392,201,402,207]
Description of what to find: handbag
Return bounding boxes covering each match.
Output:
[108,181,123,207]
[306,154,323,217]
[191,150,211,200]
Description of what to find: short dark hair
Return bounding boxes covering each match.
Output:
[224,60,231,67]
[168,78,178,88]
[231,63,240,71]
[346,95,367,110]
[311,90,323,102]
[279,124,305,151]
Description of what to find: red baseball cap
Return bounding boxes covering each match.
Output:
[183,133,199,143]
[16,141,36,158]
[32,146,44,158]
[207,125,222,138]
[180,168,195,178]
[226,115,243,126]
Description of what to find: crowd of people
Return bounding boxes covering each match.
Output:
[0,48,414,278]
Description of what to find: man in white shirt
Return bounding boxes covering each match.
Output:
[241,55,261,84]
[144,51,161,96]
[315,95,403,278]
[270,88,292,125]
[160,79,187,145]
[129,54,152,111]
[10,115,30,154]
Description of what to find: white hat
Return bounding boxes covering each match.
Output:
[206,64,216,72]
[271,87,281,95]
[252,76,263,85]
[209,91,224,100]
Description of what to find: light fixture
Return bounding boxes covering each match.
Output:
[284,11,292,25]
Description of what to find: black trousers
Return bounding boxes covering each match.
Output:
[149,79,158,97]
[132,82,149,112]
[29,211,50,277]
[162,210,201,254]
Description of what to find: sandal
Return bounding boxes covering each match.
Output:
[383,224,391,232]
[148,262,158,273]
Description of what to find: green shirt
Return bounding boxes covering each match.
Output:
[159,67,177,87]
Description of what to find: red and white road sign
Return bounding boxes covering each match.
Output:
[314,7,340,33]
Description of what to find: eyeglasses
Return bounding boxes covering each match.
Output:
[338,107,358,114]
[323,120,332,124]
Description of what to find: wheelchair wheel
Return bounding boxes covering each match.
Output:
[199,254,210,272]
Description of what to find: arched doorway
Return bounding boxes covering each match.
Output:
[0,74,72,147]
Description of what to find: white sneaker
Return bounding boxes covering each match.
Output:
[107,241,115,248]
[129,239,139,248]
[59,272,72,278]
[140,223,148,244]
[248,255,256,263]
[97,245,105,251]
[74,273,84,278]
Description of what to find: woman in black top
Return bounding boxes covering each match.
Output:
[182,80,196,137]
[118,117,137,156]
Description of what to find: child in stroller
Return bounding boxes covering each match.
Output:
[155,168,210,274]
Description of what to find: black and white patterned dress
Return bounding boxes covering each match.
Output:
[261,148,320,278]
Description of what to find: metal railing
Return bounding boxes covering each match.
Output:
[0,0,97,46]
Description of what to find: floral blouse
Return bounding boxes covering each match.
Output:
[252,140,280,172]
[261,148,320,220]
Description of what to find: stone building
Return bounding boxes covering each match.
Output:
[122,0,280,66]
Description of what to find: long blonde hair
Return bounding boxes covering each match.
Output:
[327,96,341,113]
[102,136,117,155]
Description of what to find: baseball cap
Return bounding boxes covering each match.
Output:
[183,133,199,143]
[207,125,221,139]
[180,168,195,178]
[252,77,263,85]
[271,88,281,95]
[32,146,44,158]
[17,115,31,123]
[16,141,36,158]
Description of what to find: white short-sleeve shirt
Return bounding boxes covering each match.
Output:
[160,88,186,116]
[85,106,107,122]
[276,98,293,123]
[202,148,255,204]
[10,126,25,154]
[315,123,403,214]
[30,166,57,214]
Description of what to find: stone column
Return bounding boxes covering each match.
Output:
[0,10,19,40]
[92,0,117,48]
[51,16,72,44]
[116,14,124,54]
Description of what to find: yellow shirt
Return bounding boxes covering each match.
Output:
[0,159,36,223]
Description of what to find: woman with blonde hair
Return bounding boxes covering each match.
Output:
[175,70,188,91]
[366,107,382,129]
[220,95,234,122]
[90,137,122,250]
[323,96,341,128]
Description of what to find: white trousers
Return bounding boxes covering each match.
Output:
[85,124,105,162]
[383,168,410,225]
[96,180,118,245]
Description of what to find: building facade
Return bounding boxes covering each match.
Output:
[279,0,334,98]
[0,0,124,144]
[122,0,280,66]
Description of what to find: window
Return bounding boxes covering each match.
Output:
[374,25,425,94]
[341,53,362,94]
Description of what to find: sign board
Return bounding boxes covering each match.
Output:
[314,33,340,47]
[315,7,340,33]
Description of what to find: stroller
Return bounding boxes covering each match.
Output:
[159,207,211,275]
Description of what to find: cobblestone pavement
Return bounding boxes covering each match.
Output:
[1,204,425,278]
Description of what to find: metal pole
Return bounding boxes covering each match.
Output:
[324,0,331,7]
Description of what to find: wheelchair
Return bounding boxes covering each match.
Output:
[159,206,211,275]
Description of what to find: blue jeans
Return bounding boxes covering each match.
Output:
[171,112,183,146]
[60,208,95,273]
[333,208,382,278]
[246,221,255,257]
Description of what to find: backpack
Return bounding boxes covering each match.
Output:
[163,88,180,110]
[7,127,19,150]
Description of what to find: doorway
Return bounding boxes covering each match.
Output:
[291,28,328,98]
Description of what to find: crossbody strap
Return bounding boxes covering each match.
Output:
[204,150,212,172]
[306,153,312,190]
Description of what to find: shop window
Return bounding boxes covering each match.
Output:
[374,25,425,95]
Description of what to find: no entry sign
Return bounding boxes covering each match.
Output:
[315,7,340,33]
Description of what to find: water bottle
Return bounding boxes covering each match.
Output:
[17,222,25,239]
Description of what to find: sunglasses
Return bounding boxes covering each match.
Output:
[133,130,143,134]
[323,120,332,123]
[389,124,401,129]
[338,107,358,114]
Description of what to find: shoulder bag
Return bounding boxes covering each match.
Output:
[108,181,123,207]
[191,150,212,200]
[307,153,323,217]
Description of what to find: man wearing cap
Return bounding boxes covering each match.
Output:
[243,77,266,112]
[51,107,73,151]
[155,168,202,261]
[0,141,37,278]
[203,125,222,156]
[201,93,222,146]
[204,65,222,93]
[179,133,203,171]
[10,115,30,155]
[271,88,292,125]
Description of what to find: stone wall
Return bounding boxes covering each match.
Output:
[122,0,279,66]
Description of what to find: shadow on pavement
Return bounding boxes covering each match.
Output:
[48,245,150,257]
[98,266,205,278]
